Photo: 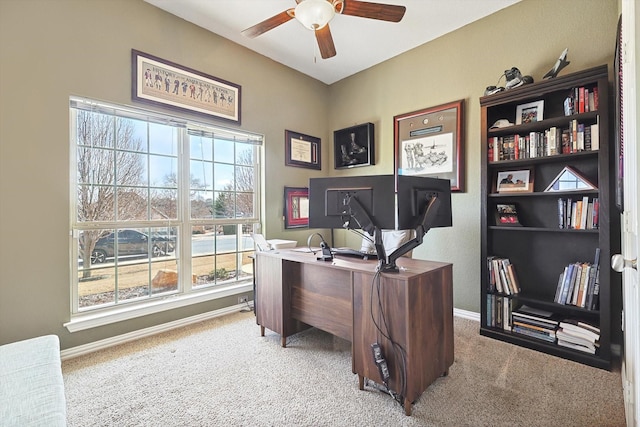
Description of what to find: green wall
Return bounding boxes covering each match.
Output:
[329,0,618,315]
[0,0,618,350]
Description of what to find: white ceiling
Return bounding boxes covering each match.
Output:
[145,0,520,85]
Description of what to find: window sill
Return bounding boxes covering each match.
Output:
[64,282,253,333]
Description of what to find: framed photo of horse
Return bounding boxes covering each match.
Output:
[394,100,464,192]
[131,49,241,124]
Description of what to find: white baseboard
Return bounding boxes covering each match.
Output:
[61,305,479,360]
[454,308,480,322]
[60,303,250,361]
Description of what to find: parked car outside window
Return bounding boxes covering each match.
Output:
[91,229,175,264]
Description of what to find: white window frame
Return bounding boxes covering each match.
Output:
[66,97,262,332]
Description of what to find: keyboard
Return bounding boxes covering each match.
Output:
[331,248,378,260]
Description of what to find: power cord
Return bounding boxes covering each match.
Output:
[368,270,408,407]
[239,299,253,313]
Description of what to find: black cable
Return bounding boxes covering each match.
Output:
[368,270,408,404]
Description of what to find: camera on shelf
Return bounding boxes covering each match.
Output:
[504,67,523,89]
[484,67,534,96]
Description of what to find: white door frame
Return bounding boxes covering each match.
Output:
[620,2,639,426]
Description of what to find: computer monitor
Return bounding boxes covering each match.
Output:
[309,174,452,272]
[396,175,452,230]
[308,175,395,233]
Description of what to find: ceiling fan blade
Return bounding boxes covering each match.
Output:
[241,9,295,38]
[315,25,336,59]
[342,0,406,22]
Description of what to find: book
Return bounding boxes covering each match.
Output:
[555,268,567,302]
[580,196,589,230]
[557,339,596,354]
[557,198,565,228]
[506,263,520,294]
[559,263,576,304]
[592,198,599,229]
[513,325,557,343]
[586,248,601,310]
[561,129,571,154]
[590,122,600,150]
[492,258,504,293]
[559,321,600,342]
[512,314,559,330]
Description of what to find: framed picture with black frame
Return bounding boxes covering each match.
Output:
[131,49,241,124]
[285,130,321,170]
[333,123,374,169]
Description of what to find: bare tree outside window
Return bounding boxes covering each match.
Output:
[71,99,262,312]
[76,111,146,277]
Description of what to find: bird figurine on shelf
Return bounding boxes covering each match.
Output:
[543,48,570,79]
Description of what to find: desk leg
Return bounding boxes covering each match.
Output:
[404,399,412,416]
[281,336,287,348]
[260,325,265,337]
[358,375,364,391]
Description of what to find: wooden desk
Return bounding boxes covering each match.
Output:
[255,249,453,416]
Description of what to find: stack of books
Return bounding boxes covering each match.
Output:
[511,306,558,343]
[557,320,600,354]
[553,248,600,310]
[486,256,520,295]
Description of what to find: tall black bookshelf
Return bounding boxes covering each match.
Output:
[479,65,620,369]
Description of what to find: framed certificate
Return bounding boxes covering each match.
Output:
[285,130,321,170]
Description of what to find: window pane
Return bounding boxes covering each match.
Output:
[191,225,248,289]
[149,123,178,155]
[235,165,254,191]
[191,190,213,219]
[214,138,234,164]
[236,192,254,218]
[213,191,235,218]
[151,188,178,220]
[190,135,213,160]
[190,160,213,191]
[117,187,148,221]
[117,117,148,153]
[77,184,115,222]
[115,151,147,186]
[236,143,253,165]
[77,147,114,185]
[77,111,114,148]
[214,163,234,191]
[150,155,177,187]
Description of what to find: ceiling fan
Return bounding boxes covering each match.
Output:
[241,0,406,59]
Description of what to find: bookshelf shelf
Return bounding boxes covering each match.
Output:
[489,226,599,233]
[480,65,620,370]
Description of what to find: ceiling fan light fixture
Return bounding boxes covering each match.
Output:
[295,0,335,30]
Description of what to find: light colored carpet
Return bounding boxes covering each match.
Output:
[62,311,625,426]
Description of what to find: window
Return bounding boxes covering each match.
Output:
[70,98,262,318]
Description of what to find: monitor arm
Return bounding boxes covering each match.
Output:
[380,194,441,273]
[342,194,387,264]
[345,193,441,273]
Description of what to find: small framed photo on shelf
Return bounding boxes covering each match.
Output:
[495,204,521,226]
[334,123,374,169]
[285,130,321,170]
[515,100,544,125]
[494,168,534,193]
